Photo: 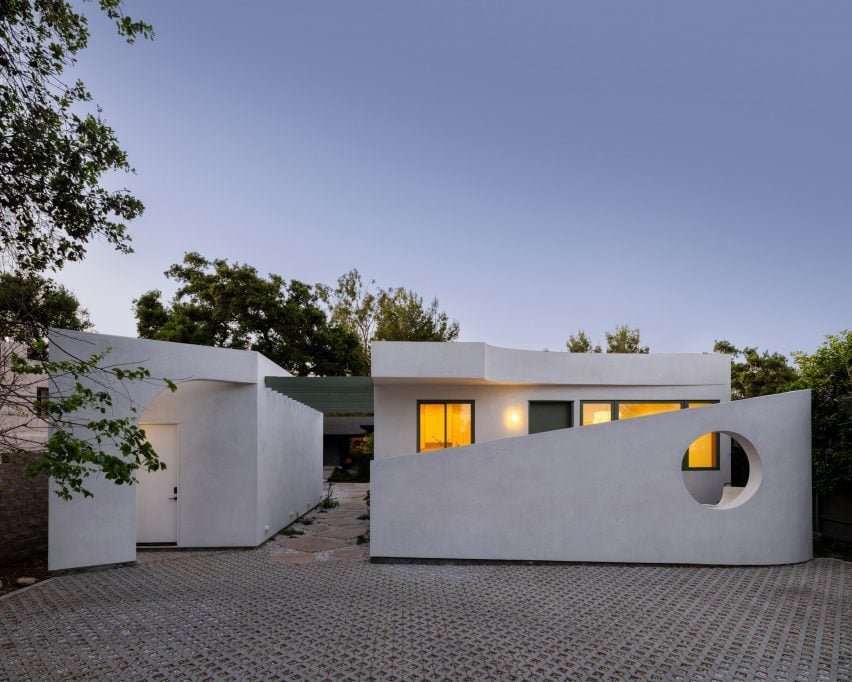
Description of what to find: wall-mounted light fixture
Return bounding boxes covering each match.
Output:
[506,409,522,428]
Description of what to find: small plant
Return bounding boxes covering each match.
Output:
[278,528,304,537]
[320,482,339,509]
[356,531,369,545]
[357,513,369,521]
[300,516,315,525]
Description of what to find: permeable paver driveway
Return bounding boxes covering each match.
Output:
[1,488,849,680]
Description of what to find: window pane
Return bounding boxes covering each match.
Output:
[582,402,612,425]
[685,403,718,469]
[617,402,681,420]
[687,433,717,468]
[419,403,445,451]
[447,403,472,447]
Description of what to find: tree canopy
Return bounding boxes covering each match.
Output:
[792,331,852,495]
[605,325,649,353]
[0,1,176,499]
[318,269,461,356]
[566,329,601,353]
[0,0,152,274]
[565,325,647,353]
[0,272,91,344]
[713,340,798,400]
[316,269,379,360]
[374,288,460,343]
[134,253,368,376]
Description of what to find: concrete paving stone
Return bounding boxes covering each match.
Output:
[322,546,367,562]
[280,536,345,552]
[323,517,369,527]
[312,526,368,540]
[298,523,330,532]
[269,551,315,565]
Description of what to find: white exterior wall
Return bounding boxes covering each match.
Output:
[48,330,323,571]
[140,381,259,546]
[256,354,324,545]
[371,391,812,565]
[372,342,732,504]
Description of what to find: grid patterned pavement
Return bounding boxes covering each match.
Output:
[0,495,849,680]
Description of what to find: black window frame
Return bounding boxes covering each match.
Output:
[416,400,475,453]
[578,399,721,471]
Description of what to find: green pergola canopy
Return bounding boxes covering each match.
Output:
[265,376,374,415]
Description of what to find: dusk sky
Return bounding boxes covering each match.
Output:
[56,2,851,356]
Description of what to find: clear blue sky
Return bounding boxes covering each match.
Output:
[56,1,851,356]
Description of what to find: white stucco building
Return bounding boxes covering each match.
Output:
[48,331,323,572]
[372,342,734,503]
[370,342,812,566]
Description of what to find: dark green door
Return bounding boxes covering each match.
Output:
[528,401,573,434]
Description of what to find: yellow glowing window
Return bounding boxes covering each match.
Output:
[685,402,718,469]
[582,402,612,425]
[579,400,720,469]
[617,402,681,420]
[418,401,473,452]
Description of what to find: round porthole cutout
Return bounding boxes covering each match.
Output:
[681,431,762,508]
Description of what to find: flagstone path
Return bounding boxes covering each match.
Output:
[267,481,369,565]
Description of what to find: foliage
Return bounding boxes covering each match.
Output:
[320,481,339,509]
[374,288,459,342]
[0,273,91,348]
[713,340,799,400]
[0,2,171,500]
[0,0,152,274]
[316,269,379,361]
[792,331,852,495]
[2,342,175,500]
[320,270,461,355]
[133,253,368,376]
[566,329,601,353]
[605,325,649,353]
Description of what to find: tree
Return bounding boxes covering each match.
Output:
[374,288,460,342]
[134,253,368,376]
[1,341,174,500]
[792,331,852,495]
[1,0,152,274]
[713,340,798,400]
[0,2,174,500]
[605,325,649,353]
[316,269,378,361]
[0,273,91,347]
[566,329,601,353]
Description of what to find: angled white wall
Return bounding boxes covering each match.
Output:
[48,330,323,571]
[371,391,812,566]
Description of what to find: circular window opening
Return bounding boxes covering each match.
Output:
[681,431,762,508]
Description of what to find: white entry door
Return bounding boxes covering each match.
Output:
[136,424,178,544]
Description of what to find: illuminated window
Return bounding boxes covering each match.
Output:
[579,399,720,470]
[581,402,612,425]
[684,402,717,469]
[617,402,681,420]
[418,401,473,452]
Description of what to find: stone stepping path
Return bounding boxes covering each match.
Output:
[268,482,369,565]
